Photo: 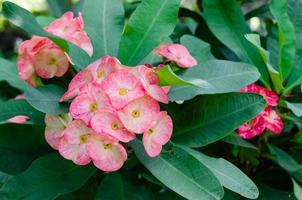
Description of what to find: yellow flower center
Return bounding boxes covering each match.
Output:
[48,57,57,65]
[80,134,88,144]
[118,88,128,96]
[131,109,140,118]
[97,70,106,79]
[104,143,112,150]
[147,128,154,135]
[89,103,98,112]
[111,122,119,130]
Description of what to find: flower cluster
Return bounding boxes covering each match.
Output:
[237,83,283,139]
[18,12,92,87]
[45,55,175,172]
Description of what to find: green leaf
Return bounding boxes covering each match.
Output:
[257,184,296,200]
[36,16,55,27]
[169,60,260,101]
[0,100,44,125]
[95,172,153,200]
[118,0,180,65]
[222,133,258,150]
[25,84,69,114]
[286,101,302,117]
[156,65,195,86]
[180,35,214,63]
[203,0,270,88]
[131,139,224,200]
[168,93,266,147]
[83,0,124,59]
[0,124,49,175]
[46,0,69,18]
[2,2,91,68]
[181,147,259,199]
[268,144,302,172]
[0,154,96,200]
[245,34,284,93]
[292,179,302,200]
[269,0,296,80]
[0,58,27,91]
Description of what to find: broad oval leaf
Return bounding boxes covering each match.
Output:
[222,133,258,150]
[181,147,259,199]
[0,154,96,200]
[169,60,260,101]
[131,139,224,200]
[83,0,124,59]
[0,124,49,175]
[2,2,91,69]
[286,101,302,117]
[0,58,27,91]
[118,0,180,65]
[203,0,270,87]
[0,100,44,125]
[25,84,69,114]
[167,93,266,147]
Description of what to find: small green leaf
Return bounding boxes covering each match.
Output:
[292,178,302,200]
[0,154,96,200]
[83,0,124,59]
[131,139,224,200]
[180,147,259,199]
[25,84,69,114]
[118,0,180,65]
[168,93,266,147]
[268,144,302,172]
[270,0,296,80]
[286,101,302,117]
[156,65,195,86]
[0,100,44,125]
[0,58,27,91]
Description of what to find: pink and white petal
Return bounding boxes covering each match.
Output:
[63,120,92,144]
[60,68,93,102]
[59,140,91,165]
[7,115,29,124]
[91,111,135,143]
[237,115,266,139]
[142,112,173,157]
[102,69,145,109]
[17,55,35,81]
[70,94,95,123]
[117,96,160,133]
[263,107,283,134]
[86,135,127,172]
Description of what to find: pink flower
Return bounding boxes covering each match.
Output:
[143,112,173,157]
[118,96,160,133]
[86,134,127,172]
[58,120,92,165]
[91,110,135,143]
[240,83,279,106]
[7,115,29,124]
[262,107,283,134]
[153,44,197,68]
[18,36,69,86]
[238,115,266,139]
[102,69,145,109]
[88,55,121,86]
[45,12,93,56]
[60,68,93,102]
[135,66,169,104]
[44,114,72,150]
[70,84,112,125]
